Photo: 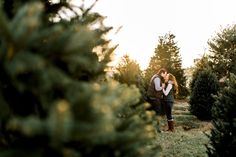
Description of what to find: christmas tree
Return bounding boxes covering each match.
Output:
[207,74,236,156]
[0,1,160,156]
[114,55,146,102]
[189,69,220,120]
[189,54,210,91]
[114,55,142,86]
[144,33,188,98]
[208,24,236,79]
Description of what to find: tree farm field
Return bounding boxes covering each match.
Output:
[155,100,212,157]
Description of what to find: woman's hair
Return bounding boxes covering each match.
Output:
[168,73,179,95]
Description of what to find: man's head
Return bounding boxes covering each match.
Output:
[157,68,167,78]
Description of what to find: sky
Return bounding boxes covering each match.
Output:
[88,0,236,69]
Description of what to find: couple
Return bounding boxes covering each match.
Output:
[147,68,178,132]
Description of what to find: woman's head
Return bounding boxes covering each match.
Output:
[167,73,179,95]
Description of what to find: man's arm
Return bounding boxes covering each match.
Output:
[153,77,162,91]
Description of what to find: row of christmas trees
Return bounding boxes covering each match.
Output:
[0,1,160,157]
[0,0,235,156]
[189,24,236,156]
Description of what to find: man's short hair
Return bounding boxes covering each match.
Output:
[157,68,167,75]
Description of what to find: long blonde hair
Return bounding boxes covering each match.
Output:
[168,73,179,95]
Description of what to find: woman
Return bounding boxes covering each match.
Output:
[162,73,178,131]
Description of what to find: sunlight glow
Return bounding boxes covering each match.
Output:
[78,0,236,70]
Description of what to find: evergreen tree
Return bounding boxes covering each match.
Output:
[0,1,160,157]
[114,55,146,102]
[144,33,170,85]
[208,24,236,79]
[144,33,188,98]
[189,69,220,120]
[189,54,210,91]
[207,74,236,156]
[114,55,142,86]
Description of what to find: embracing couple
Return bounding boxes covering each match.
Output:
[147,68,178,132]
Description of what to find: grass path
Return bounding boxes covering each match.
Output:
[155,100,212,157]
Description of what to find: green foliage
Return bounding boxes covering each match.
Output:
[156,100,211,157]
[189,54,211,91]
[189,69,220,120]
[114,55,142,85]
[0,1,160,157]
[114,55,146,102]
[2,0,74,21]
[207,74,236,156]
[208,24,236,79]
[144,33,188,98]
[157,131,209,157]
[144,33,172,85]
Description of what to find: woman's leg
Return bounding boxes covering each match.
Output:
[164,101,174,131]
[165,101,173,121]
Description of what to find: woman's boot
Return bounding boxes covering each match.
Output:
[167,119,174,132]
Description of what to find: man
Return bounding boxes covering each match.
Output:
[147,68,167,131]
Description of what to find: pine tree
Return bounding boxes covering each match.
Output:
[207,74,236,156]
[208,24,236,79]
[189,54,210,91]
[144,34,170,84]
[144,33,188,98]
[114,55,142,86]
[0,1,160,157]
[114,55,146,102]
[189,69,220,120]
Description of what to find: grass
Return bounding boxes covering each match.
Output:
[156,130,209,157]
[154,100,212,157]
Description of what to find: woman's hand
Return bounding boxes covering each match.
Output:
[162,83,165,89]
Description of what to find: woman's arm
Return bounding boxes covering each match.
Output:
[163,83,173,96]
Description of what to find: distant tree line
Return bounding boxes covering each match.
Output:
[114,33,188,100]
